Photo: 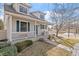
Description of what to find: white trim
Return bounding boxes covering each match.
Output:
[27,21,28,32]
[19,19,28,22]
[12,32,30,34]
[9,15,12,42]
[5,11,48,23]
[35,21,36,37]
[19,20,21,32]
[19,4,28,8]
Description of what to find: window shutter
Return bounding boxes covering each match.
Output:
[16,21,19,32]
[28,22,30,32]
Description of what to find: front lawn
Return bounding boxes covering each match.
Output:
[59,39,79,48]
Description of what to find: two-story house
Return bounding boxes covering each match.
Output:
[4,3,48,43]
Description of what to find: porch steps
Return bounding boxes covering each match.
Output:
[39,35,73,52]
[38,35,59,46]
[44,39,59,46]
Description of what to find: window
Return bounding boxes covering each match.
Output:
[45,25,47,29]
[40,15,44,19]
[40,25,42,29]
[34,25,35,31]
[20,22,27,32]
[16,21,19,32]
[19,6,24,12]
[40,25,44,29]
[19,6,27,14]
[16,20,30,32]
[40,25,46,29]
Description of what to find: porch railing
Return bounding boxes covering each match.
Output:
[12,31,35,41]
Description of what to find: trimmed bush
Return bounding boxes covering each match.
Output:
[0,42,11,49]
[48,35,52,40]
[0,45,17,56]
[48,34,56,40]
[15,40,33,52]
[0,39,8,42]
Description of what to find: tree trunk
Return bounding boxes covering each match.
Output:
[75,28,77,38]
[68,27,70,38]
[56,30,59,37]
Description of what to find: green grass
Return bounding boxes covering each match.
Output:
[0,45,17,56]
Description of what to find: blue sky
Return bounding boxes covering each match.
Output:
[30,3,79,11]
[0,3,79,21]
[0,3,4,20]
[30,3,52,11]
[0,3,79,14]
[0,3,4,15]
[30,3,79,22]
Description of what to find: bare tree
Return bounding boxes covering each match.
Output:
[0,19,4,30]
[49,3,79,38]
[73,17,79,38]
[49,4,72,37]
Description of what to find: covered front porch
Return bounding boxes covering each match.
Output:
[4,12,48,43]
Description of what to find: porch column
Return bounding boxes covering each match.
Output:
[4,15,8,30]
[35,21,36,37]
[8,15,12,42]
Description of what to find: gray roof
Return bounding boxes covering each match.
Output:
[30,11,46,15]
[4,4,46,21]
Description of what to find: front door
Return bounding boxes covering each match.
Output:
[36,25,38,35]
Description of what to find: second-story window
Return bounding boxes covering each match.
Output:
[19,6,27,14]
[40,15,44,19]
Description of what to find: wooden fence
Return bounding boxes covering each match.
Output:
[0,30,7,40]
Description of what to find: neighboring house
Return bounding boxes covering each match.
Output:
[4,3,48,43]
[47,22,53,29]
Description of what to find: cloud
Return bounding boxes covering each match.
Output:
[45,11,50,19]
[44,11,52,23]
[0,9,4,13]
[0,15,4,21]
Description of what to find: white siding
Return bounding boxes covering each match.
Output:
[28,22,35,37]
[5,14,47,42]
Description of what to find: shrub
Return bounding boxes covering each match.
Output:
[0,45,17,56]
[15,40,33,52]
[39,38,44,42]
[48,35,51,40]
[0,20,4,30]
[0,42,11,49]
[0,39,8,42]
[48,34,56,40]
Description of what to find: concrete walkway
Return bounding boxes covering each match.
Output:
[42,35,73,52]
[18,41,71,56]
